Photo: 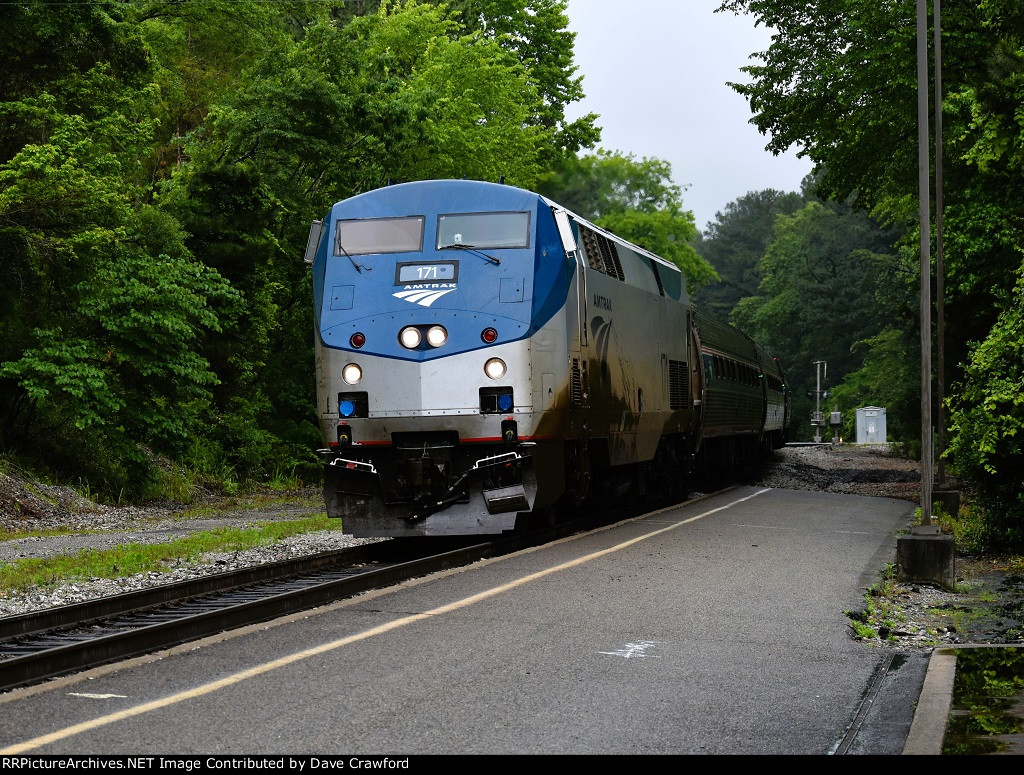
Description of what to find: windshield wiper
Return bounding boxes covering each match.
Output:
[438,243,501,266]
[336,241,372,273]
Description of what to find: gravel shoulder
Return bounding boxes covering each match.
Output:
[0,478,381,617]
[1,444,1021,650]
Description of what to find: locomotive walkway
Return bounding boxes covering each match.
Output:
[0,487,956,754]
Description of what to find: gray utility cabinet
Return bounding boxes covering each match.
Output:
[856,406,887,444]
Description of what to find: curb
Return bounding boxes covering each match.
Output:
[902,648,956,754]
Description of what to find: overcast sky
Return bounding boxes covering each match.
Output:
[562,0,814,233]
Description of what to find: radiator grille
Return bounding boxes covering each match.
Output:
[570,359,584,405]
[579,226,625,281]
[668,360,688,410]
[602,237,624,281]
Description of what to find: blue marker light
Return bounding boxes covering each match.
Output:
[339,399,356,417]
[497,393,513,412]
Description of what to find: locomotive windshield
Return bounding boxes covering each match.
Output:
[436,211,530,249]
[335,216,425,255]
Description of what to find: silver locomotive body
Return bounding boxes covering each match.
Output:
[309,180,785,537]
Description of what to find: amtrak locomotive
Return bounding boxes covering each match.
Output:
[306,179,789,537]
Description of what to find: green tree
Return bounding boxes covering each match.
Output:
[137,0,327,184]
[183,4,553,208]
[716,0,1024,358]
[538,149,681,219]
[717,1,1024,526]
[0,104,238,492]
[0,1,150,121]
[442,0,601,161]
[946,263,1024,548]
[692,187,807,319]
[730,200,899,440]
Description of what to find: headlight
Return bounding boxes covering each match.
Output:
[399,326,422,349]
[342,363,362,384]
[484,358,507,380]
[426,325,447,347]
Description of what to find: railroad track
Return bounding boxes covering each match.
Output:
[0,513,611,694]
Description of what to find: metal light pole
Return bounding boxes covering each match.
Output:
[934,0,946,488]
[917,0,933,527]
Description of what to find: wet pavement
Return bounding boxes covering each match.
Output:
[941,646,1024,755]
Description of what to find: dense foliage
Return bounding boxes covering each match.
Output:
[727,198,906,443]
[945,267,1024,546]
[691,188,807,320]
[3,1,1021,547]
[0,0,599,498]
[692,177,917,445]
[711,0,1024,544]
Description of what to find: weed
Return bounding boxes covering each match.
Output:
[850,619,878,639]
[846,565,902,641]
[265,463,304,492]
[938,497,1004,555]
[75,479,95,503]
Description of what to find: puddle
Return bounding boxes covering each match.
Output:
[942,646,1024,755]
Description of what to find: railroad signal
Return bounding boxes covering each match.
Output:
[809,361,828,442]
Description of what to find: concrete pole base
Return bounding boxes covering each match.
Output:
[931,488,961,517]
[896,533,956,590]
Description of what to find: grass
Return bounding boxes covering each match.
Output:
[0,513,342,596]
[1,451,336,598]
[0,489,324,543]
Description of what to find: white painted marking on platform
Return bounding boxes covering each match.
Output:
[600,641,659,659]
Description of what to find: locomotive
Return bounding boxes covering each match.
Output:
[305,179,789,537]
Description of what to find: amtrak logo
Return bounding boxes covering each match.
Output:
[591,315,612,362]
[393,284,456,307]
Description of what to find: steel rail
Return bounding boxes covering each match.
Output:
[0,515,604,693]
[0,539,497,693]
[0,542,395,641]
